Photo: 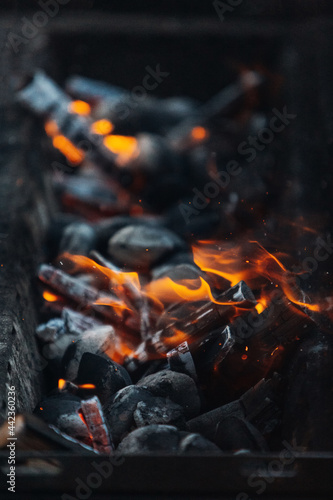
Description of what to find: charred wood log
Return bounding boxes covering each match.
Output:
[38,264,131,324]
[188,375,282,441]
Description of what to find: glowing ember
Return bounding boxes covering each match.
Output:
[103,135,139,164]
[43,290,60,302]
[68,100,91,115]
[45,119,59,137]
[91,119,114,135]
[191,126,209,141]
[52,135,85,165]
[58,379,66,390]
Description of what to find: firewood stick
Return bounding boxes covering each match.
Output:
[38,264,128,323]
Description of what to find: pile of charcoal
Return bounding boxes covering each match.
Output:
[14,71,333,455]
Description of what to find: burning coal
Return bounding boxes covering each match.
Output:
[4,70,331,459]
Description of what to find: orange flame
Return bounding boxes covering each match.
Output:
[61,253,140,290]
[193,240,329,318]
[145,276,251,307]
[42,230,332,366]
[77,383,96,389]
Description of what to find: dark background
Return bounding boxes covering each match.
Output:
[1,0,333,18]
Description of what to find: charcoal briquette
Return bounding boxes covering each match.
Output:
[107,225,186,270]
[178,433,221,454]
[133,397,186,429]
[59,222,96,256]
[96,215,161,254]
[103,385,155,444]
[62,325,116,381]
[76,352,131,404]
[136,369,200,419]
[117,424,180,455]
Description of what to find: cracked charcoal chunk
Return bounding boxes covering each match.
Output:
[34,393,82,423]
[117,425,180,455]
[214,416,268,452]
[62,325,116,381]
[137,370,200,419]
[59,222,96,256]
[76,353,131,405]
[33,394,92,443]
[133,398,186,429]
[179,433,221,454]
[103,386,155,444]
[107,225,186,269]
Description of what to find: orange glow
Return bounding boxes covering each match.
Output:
[49,230,332,366]
[58,379,66,390]
[103,135,139,164]
[93,296,132,317]
[68,100,91,115]
[77,383,96,389]
[91,119,114,135]
[45,119,59,137]
[255,294,269,314]
[145,276,252,307]
[193,240,330,319]
[105,339,138,365]
[43,290,60,302]
[191,126,209,141]
[52,135,85,165]
[78,411,93,441]
[61,253,140,290]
